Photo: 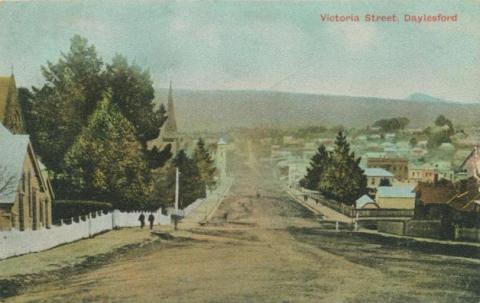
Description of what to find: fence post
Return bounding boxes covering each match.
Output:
[88,213,92,238]
[354,212,359,231]
[112,210,116,229]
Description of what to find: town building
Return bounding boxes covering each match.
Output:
[364,167,394,188]
[376,186,416,209]
[415,178,480,227]
[408,163,437,183]
[458,146,480,180]
[0,74,25,134]
[148,81,179,154]
[0,123,54,231]
[367,154,409,180]
[355,194,378,209]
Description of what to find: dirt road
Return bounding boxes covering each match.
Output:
[5,156,480,303]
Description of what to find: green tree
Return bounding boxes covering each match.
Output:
[174,150,206,208]
[63,96,151,210]
[434,114,454,135]
[379,178,392,186]
[194,138,217,190]
[409,137,418,147]
[373,117,409,132]
[106,55,167,145]
[427,131,452,149]
[25,35,105,174]
[319,131,366,205]
[300,144,330,190]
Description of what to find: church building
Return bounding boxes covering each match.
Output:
[148,81,179,154]
[0,74,25,134]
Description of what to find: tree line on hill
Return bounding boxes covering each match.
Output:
[300,131,366,205]
[19,35,216,211]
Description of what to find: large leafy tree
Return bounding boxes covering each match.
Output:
[25,36,171,176]
[63,97,151,210]
[25,35,105,173]
[106,55,167,145]
[193,138,217,190]
[300,144,329,190]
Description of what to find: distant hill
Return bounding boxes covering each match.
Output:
[154,89,480,132]
[406,93,451,103]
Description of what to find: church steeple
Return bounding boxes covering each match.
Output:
[166,80,177,134]
[146,81,179,154]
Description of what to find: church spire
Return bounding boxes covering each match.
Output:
[164,80,178,137]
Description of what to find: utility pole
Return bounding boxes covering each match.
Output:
[175,167,180,211]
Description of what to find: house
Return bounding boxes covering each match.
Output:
[458,146,480,180]
[355,194,378,209]
[364,167,394,188]
[376,186,415,209]
[408,163,437,183]
[0,123,54,231]
[415,178,480,227]
[0,74,25,134]
[367,155,409,180]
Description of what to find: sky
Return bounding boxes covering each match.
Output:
[0,0,479,102]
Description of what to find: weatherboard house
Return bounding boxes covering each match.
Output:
[0,123,54,231]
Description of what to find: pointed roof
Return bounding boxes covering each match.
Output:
[0,74,14,121]
[0,122,51,204]
[356,194,376,208]
[0,124,30,204]
[162,81,178,139]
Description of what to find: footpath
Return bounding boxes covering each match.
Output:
[181,177,233,226]
[0,179,233,283]
[284,184,480,258]
[0,227,164,281]
[285,185,352,223]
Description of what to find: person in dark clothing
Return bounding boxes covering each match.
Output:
[138,213,145,229]
[148,213,155,230]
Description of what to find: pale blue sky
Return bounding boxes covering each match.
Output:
[0,0,478,102]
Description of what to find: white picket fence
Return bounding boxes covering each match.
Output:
[0,209,171,260]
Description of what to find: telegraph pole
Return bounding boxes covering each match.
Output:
[175,167,180,211]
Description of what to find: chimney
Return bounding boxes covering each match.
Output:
[433,173,439,186]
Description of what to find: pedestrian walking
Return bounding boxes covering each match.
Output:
[148,213,155,230]
[138,213,145,229]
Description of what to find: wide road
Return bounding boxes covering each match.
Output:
[6,154,480,303]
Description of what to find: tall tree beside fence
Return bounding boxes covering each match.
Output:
[194,138,217,190]
[63,97,151,210]
[319,131,366,205]
[300,144,330,190]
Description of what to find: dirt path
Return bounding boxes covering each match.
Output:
[5,156,480,303]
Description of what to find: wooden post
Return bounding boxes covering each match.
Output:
[175,168,180,212]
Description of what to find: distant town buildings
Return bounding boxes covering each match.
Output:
[367,155,409,180]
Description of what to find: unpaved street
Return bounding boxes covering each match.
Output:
[5,156,480,303]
